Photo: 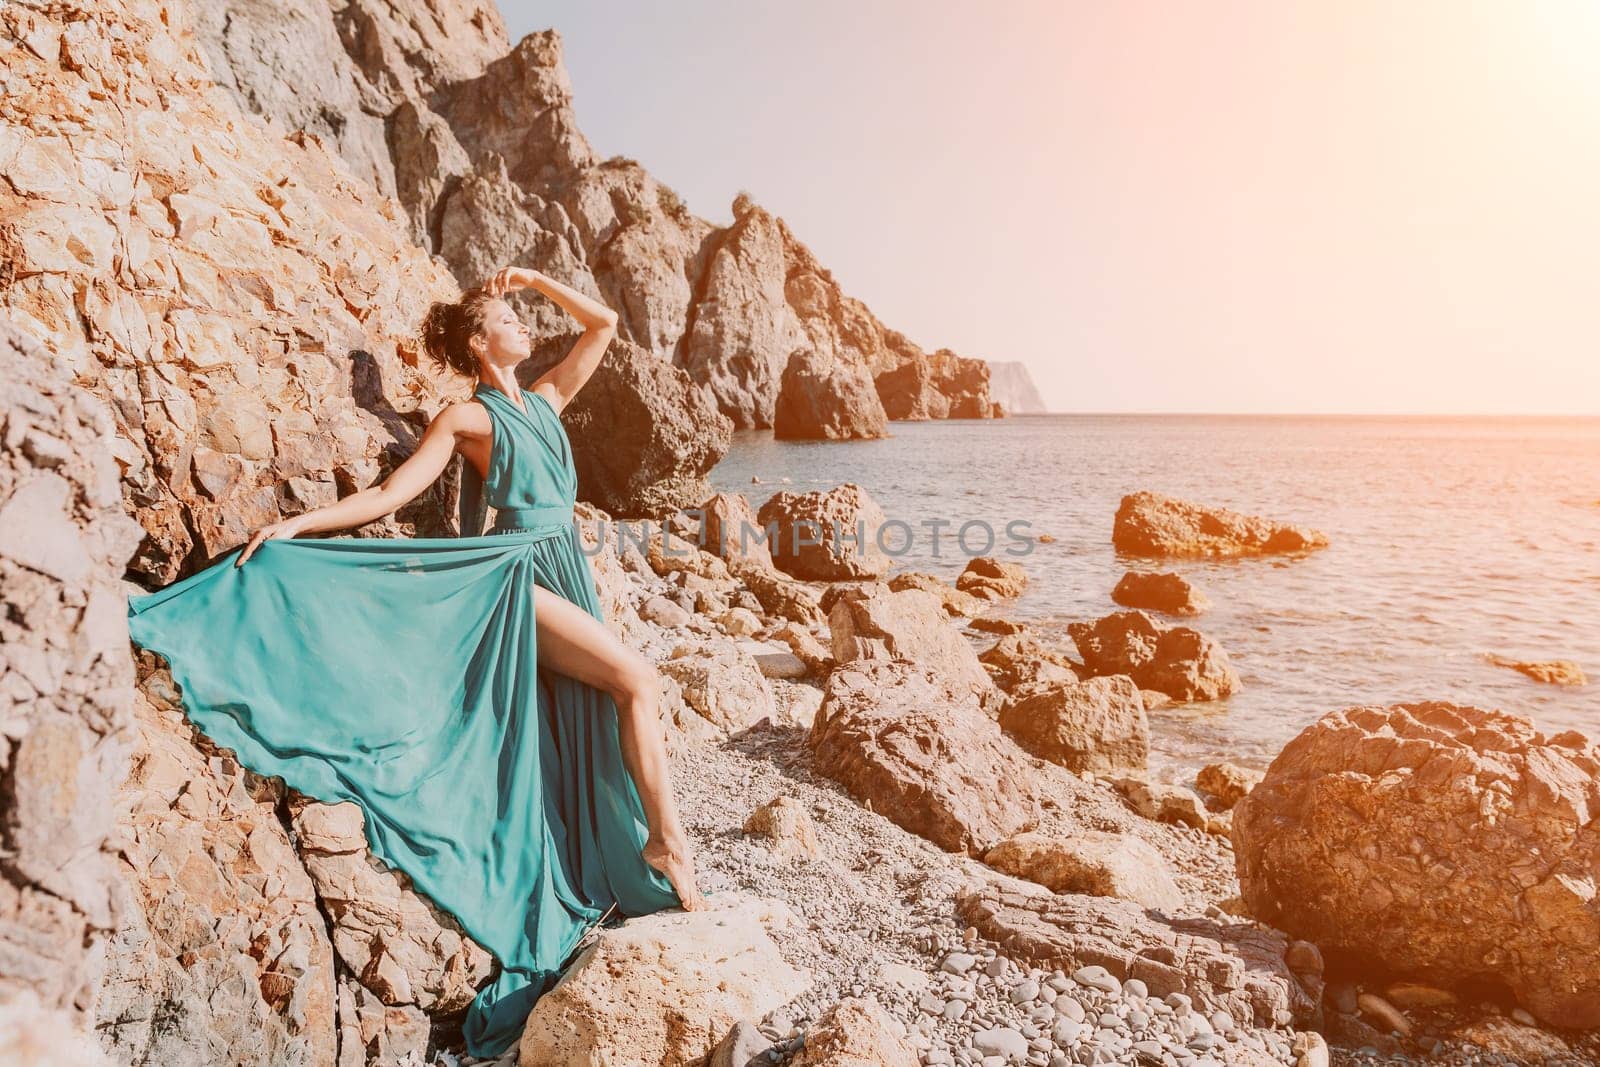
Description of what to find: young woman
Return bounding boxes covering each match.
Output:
[126,266,705,1058]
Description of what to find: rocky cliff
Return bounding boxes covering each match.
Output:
[986,359,1048,414]
[191,2,1000,438]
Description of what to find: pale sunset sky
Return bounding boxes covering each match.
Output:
[502,2,1599,415]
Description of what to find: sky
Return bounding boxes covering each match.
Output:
[500,1,1599,415]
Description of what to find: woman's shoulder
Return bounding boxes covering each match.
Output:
[435,397,491,434]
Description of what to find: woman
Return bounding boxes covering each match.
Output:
[125,266,705,1058]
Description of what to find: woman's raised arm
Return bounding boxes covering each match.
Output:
[483,266,617,414]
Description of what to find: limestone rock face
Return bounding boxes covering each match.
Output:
[0,322,146,1047]
[1,0,462,586]
[1068,610,1239,703]
[286,798,493,1012]
[1113,492,1329,559]
[678,202,811,429]
[758,484,892,581]
[1232,702,1600,1028]
[876,348,999,421]
[528,333,733,518]
[808,660,1047,856]
[828,587,998,710]
[103,684,338,1066]
[956,881,1322,1029]
[997,676,1149,775]
[517,892,810,1067]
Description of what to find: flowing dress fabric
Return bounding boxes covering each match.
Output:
[125,384,682,1058]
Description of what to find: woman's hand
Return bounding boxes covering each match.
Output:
[484,266,542,298]
[235,515,308,567]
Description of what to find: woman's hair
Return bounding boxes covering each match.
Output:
[420,287,498,378]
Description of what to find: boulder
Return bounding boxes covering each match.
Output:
[757,483,892,580]
[517,892,810,1067]
[1068,610,1239,702]
[526,333,733,518]
[997,676,1149,775]
[1112,571,1211,616]
[789,996,917,1067]
[737,568,828,628]
[700,491,778,575]
[978,633,1081,694]
[1113,492,1329,559]
[982,831,1184,913]
[1196,763,1263,811]
[1232,701,1600,1028]
[661,637,778,735]
[887,571,988,618]
[742,796,822,860]
[875,348,999,422]
[1110,777,1219,833]
[808,660,1044,856]
[773,348,890,441]
[828,587,998,709]
[956,881,1322,1028]
[955,555,1028,600]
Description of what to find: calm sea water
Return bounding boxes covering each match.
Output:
[707,414,1600,778]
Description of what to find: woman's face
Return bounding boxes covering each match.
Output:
[475,298,532,364]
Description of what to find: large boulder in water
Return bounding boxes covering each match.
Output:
[1232,702,1600,1028]
[773,348,889,441]
[1113,491,1329,559]
[1067,610,1239,703]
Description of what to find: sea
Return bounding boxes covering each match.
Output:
[706,413,1600,780]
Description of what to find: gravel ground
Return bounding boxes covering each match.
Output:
[440,675,1593,1067]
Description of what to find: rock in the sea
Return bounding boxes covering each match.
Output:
[518,892,810,1066]
[875,347,999,422]
[955,555,1028,601]
[955,881,1322,1028]
[983,831,1183,913]
[757,483,892,580]
[978,633,1081,694]
[1232,701,1600,1028]
[997,676,1149,775]
[773,348,890,441]
[808,660,1043,855]
[1112,571,1211,616]
[1068,610,1239,702]
[1196,763,1263,811]
[789,996,917,1067]
[1113,492,1329,559]
[1485,652,1588,687]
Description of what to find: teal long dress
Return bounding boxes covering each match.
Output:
[126,383,686,1058]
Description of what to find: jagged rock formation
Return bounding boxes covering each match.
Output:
[985,360,1047,414]
[191,6,997,435]
[0,320,146,1062]
[1233,702,1600,1029]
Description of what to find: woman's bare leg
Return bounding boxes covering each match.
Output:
[531,584,707,911]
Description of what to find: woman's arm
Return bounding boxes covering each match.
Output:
[484,266,618,415]
[235,404,469,566]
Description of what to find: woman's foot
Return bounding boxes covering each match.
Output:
[641,832,706,911]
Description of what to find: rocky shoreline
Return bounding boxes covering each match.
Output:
[1,1,1594,1065]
